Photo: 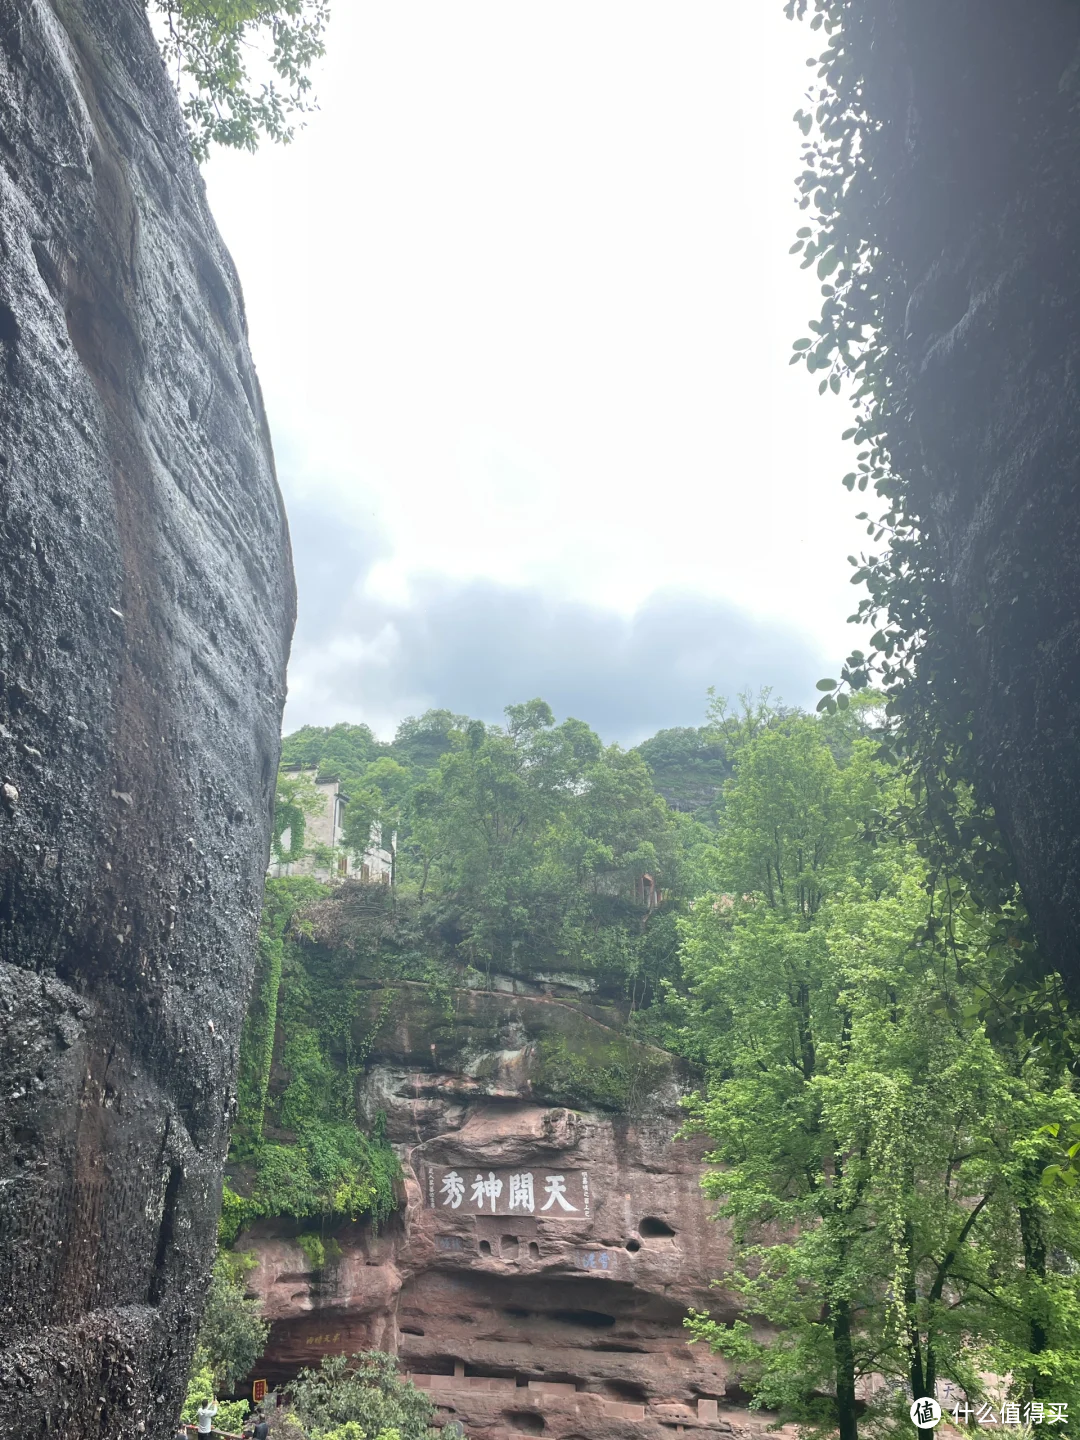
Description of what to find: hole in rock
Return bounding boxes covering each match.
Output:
[501,1235,520,1258]
[528,1242,540,1260]
[413,1357,455,1376]
[593,1343,647,1354]
[400,1326,424,1336]
[625,1239,641,1253]
[504,1413,545,1434]
[604,1380,649,1403]
[639,1216,676,1237]
[549,1309,616,1329]
[479,1240,492,1256]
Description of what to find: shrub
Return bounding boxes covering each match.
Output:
[289,1351,437,1440]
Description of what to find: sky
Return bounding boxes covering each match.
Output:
[202,2,864,746]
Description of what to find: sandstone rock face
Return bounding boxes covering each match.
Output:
[241,983,783,1440]
[863,2,1080,996]
[0,2,293,1436]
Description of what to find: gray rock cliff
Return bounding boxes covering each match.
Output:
[859,1,1080,995]
[0,1,294,1435]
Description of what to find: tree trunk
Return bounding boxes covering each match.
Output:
[833,1299,859,1440]
[1020,1199,1049,1390]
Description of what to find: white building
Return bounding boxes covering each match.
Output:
[268,774,394,885]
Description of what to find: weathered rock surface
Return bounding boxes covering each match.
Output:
[239,977,783,1440]
[865,1,1080,995]
[0,2,293,1435]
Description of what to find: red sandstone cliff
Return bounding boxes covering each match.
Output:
[234,973,790,1440]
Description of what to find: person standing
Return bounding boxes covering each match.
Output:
[196,1398,218,1436]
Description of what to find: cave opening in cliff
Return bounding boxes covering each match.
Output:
[548,1308,617,1329]
[503,1414,545,1435]
[638,1216,676,1238]
[603,1379,650,1403]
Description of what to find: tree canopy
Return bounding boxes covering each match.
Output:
[680,715,1080,1438]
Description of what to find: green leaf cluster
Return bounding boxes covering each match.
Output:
[154,0,329,159]
[288,1350,437,1440]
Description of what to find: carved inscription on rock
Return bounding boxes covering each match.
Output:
[423,1165,591,1218]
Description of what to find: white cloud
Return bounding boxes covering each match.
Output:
[203,1,865,738]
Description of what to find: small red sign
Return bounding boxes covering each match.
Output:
[252,1379,267,1404]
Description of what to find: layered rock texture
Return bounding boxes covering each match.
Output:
[863,2,1080,994]
[0,2,293,1436]
[235,889,777,1440]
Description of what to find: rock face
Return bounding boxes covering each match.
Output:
[866,2,1080,995]
[240,975,777,1440]
[0,2,293,1436]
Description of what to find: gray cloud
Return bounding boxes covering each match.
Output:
[283,497,832,744]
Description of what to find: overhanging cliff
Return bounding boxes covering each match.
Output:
[816,0,1080,995]
[0,1,294,1435]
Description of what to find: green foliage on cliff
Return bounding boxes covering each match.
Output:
[680,713,1080,1438]
[154,0,329,159]
[227,878,401,1239]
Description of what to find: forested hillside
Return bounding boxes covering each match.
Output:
[190,693,1080,1439]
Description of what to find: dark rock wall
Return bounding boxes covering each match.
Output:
[0,1,294,1435]
[870,1,1080,995]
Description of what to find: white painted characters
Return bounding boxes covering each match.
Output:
[432,1166,589,1216]
[541,1174,577,1212]
[508,1173,535,1212]
[470,1171,504,1211]
[440,1170,465,1209]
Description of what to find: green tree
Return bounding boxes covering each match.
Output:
[289,1351,437,1440]
[342,757,410,879]
[197,1250,270,1391]
[413,700,672,978]
[181,1355,250,1433]
[154,0,329,159]
[680,716,1080,1438]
